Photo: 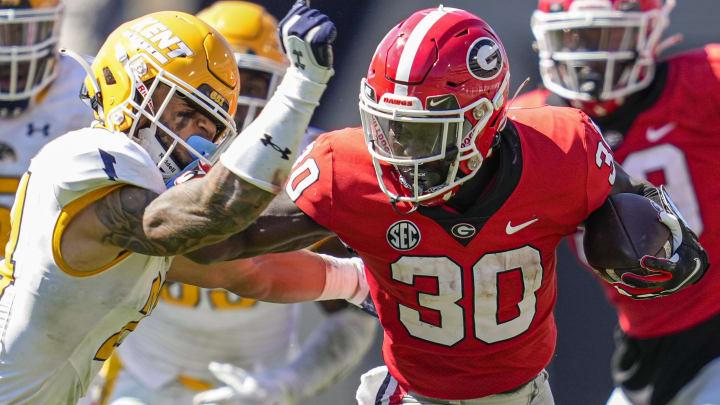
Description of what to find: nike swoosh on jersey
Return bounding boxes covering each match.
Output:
[505,218,539,235]
[646,122,676,143]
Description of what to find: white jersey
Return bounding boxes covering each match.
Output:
[113,127,327,391]
[0,127,170,404]
[0,55,94,251]
[118,284,301,389]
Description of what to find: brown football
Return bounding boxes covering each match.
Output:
[583,193,672,283]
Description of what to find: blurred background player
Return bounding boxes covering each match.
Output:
[515,0,720,404]
[0,0,94,252]
[94,3,376,405]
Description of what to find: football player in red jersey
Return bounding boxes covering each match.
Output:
[187,6,708,404]
[514,0,720,404]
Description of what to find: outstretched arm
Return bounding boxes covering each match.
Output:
[168,217,363,304]
[183,192,335,264]
[92,171,274,257]
[167,251,325,303]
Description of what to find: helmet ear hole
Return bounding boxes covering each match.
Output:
[102,67,116,85]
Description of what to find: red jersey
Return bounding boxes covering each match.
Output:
[286,106,614,399]
[515,45,720,338]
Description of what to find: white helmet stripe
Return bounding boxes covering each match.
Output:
[393,7,453,96]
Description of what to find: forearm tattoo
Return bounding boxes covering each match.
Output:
[96,186,222,256]
[95,166,276,256]
[95,186,171,255]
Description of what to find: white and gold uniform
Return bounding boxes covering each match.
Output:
[0,54,94,251]
[0,127,169,404]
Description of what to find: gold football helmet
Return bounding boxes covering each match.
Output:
[78,10,239,181]
[0,0,64,117]
[197,1,287,130]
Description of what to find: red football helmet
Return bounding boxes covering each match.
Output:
[359,6,510,207]
[531,0,674,106]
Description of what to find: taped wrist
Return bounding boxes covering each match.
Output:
[316,255,367,304]
[219,67,327,193]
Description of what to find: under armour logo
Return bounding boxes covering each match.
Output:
[27,123,50,137]
[260,134,292,160]
[292,49,306,70]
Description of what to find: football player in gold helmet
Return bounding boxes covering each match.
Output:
[0,2,354,403]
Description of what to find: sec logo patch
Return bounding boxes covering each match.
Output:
[386,220,421,251]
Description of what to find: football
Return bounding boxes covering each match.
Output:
[583,193,673,283]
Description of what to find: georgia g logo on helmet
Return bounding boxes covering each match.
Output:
[467,37,503,80]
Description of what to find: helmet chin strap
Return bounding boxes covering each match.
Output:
[390,197,419,215]
[136,124,182,180]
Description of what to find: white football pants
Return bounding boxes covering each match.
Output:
[356,366,555,405]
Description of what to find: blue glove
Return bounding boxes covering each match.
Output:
[278,0,336,84]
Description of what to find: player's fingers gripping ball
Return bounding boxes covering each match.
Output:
[584,191,709,299]
[638,208,709,297]
[583,193,671,299]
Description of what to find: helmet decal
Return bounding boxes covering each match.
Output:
[467,37,504,80]
[124,17,195,64]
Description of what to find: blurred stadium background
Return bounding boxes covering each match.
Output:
[59,1,720,404]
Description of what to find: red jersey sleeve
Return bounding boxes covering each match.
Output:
[284,134,334,229]
[582,113,615,217]
[707,43,720,81]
